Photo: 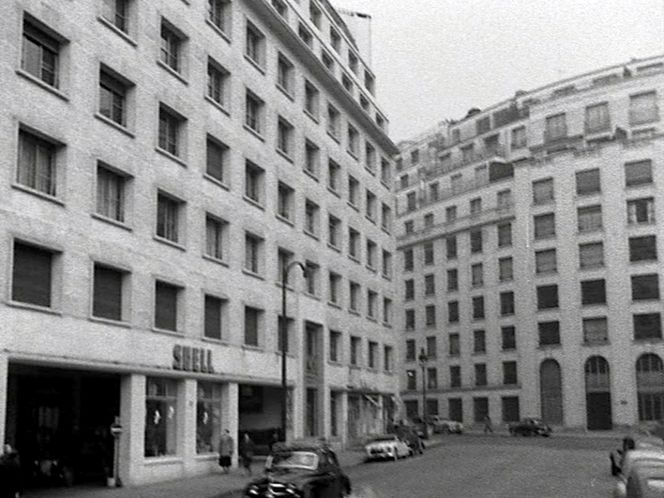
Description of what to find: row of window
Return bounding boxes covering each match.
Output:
[399,87,659,170]
[404,396,521,426]
[406,328,517,359]
[405,361,518,390]
[9,237,395,337]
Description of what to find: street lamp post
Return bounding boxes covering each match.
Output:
[281,261,307,443]
[418,348,428,439]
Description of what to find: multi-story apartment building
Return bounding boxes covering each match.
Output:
[0,0,398,487]
[396,55,664,433]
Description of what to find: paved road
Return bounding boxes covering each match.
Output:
[223,435,618,498]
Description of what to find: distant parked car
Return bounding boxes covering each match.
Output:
[408,416,434,439]
[364,434,412,461]
[613,448,664,498]
[429,416,464,434]
[508,418,552,437]
[610,433,664,476]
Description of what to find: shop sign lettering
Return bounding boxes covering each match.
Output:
[172,345,214,373]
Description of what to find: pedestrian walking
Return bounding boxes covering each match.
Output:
[239,433,254,476]
[483,415,493,434]
[218,430,234,474]
[0,443,22,498]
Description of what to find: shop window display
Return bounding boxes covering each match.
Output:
[145,378,178,457]
[197,382,223,454]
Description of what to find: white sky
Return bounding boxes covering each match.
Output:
[333,0,664,142]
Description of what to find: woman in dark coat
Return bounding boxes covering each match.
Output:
[239,433,254,476]
[218,430,234,473]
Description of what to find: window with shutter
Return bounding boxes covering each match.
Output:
[155,281,178,331]
[12,242,53,307]
[93,264,123,320]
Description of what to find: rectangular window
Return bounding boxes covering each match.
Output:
[537,284,559,309]
[630,91,659,125]
[383,298,392,324]
[629,235,658,262]
[156,192,181,243]
[328,215,341,249]
[425,305,436,327]
[208,0,231,34]
[102,0,130,33]
[450,366,461,388]
[500,291,515,316]
[632,274,660,300]
[532,178,554,205]
[93,264,124,321]
[447,269,458,291]
[99,68,128,126]
[497,223,512,247]
[96,164,126,223]
[404,279,414,301]
[327,159,341,192]
[423,242,434,266]
[298,23,312,46]
[244,306,262,346]
[502,397,520,423]
[206,137,228,184]
[424,274,435,295]
[446,237,458,259]
[470,197,482,216]
[158,105,183,157]
[534,213,555,239]
[327,104,340,138]
[581,279,606,305]
[304,81,320,119]
[145,378,178,457]
[17,129,57,197]
[473,330,486,354]
[365,142,376,172]
[277,182,294,221]
[448,301,459,323]
[545,113,567,141]
[472,296,485,320]
[328,271,341,304]
[245,90,264,135]
[12,241,53,307]
[366,240,376,269]
[207,59,229,107]
[382,250,392,279]
[350,336,361,366]
[329,331,341,362]
[474,364,487,386]
[578,205,603,233]
[347,124,359,156]
[470,229,483,253]
[245,21,265,67]
[625,160,653,187]
[384,346,393,372]
[503,361,518,385]
[583,317,608,344]
[348,176,359,207]
[575,169,601,197]
[204,295,224,340]
[205,215,226,261]
[585,102,610,133]
[449,334,460,356]
[349,282,360,312]
[245,160,264,204]
[501,326,516,350]
[368,341,378,369]
[405,309,415,330]
[305,261,319,296]
[579,242,604,269]
[406,370,417,390]
[427,368,438,390]
[277,53,294,95]
[628,198,655,225]
[381,159,391,185]
[196,382,222,454]
[471,263,483,287]
[499,257,513,282]
[511,126,527,149]
[366,190,377,221]
[304,200,319,236]
[22,19,60,88]
[538,321,560,346]
[382,204,392,232]
[304,140,320,177]
[244,233,262,274]
[634,313,662,340]
[405,339,416,362]
[155,280,179,331]
[160,20,183,73]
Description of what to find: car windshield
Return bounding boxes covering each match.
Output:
[268,451,318,470]
[370,436,397,442]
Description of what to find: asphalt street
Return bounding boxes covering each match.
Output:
[223,435,618,498]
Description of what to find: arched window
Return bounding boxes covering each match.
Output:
[585,356,610,390]
[636,353,664,421]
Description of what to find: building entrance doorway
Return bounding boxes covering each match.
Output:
[540,359,563,425]
[585,356,612,430]
[6,364,120,489]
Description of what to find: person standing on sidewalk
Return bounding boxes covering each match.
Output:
[239,433,254,476]
[218,430,234,474]
[483,415,493,434]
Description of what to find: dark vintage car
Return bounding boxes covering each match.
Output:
[610,433,664,476]
[243,441,350,498]
[508,418,552,437]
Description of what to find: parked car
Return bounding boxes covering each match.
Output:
[392,424,425,455]
[429,416,464,434]
[243,441,351,498]
[611,433,664,476]
[408,416,434,439]
[613,448,664,498]
[508,418,552,437]
[625,461,664,498]
[364,434,412,461]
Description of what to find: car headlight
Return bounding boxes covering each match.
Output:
[246,484,259,496]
